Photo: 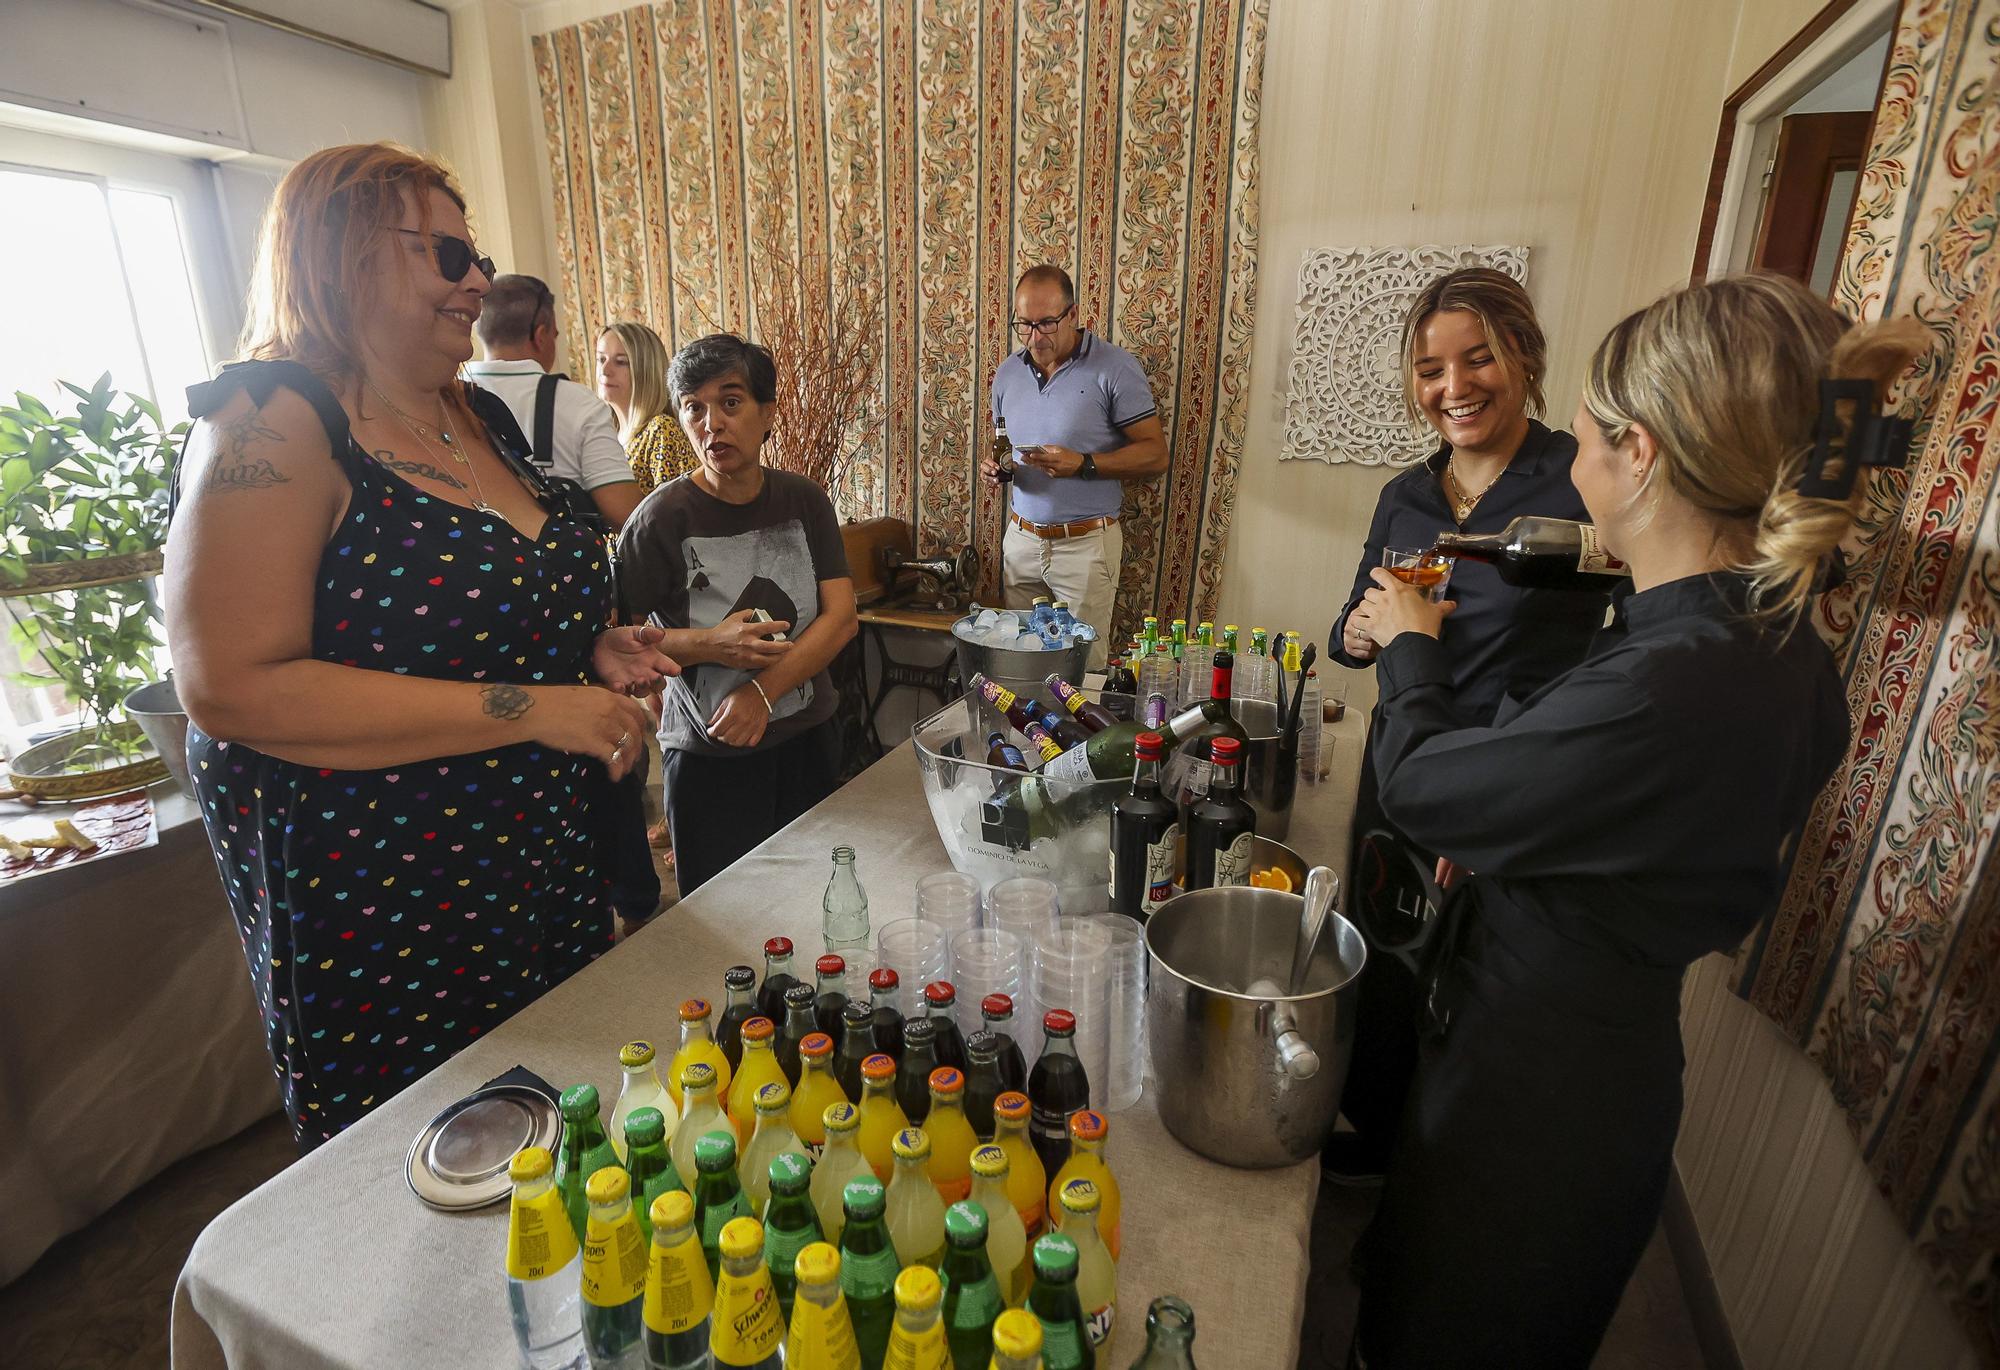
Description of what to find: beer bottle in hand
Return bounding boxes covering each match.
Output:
[992,417,1015,484]
[1430,515,1631,590]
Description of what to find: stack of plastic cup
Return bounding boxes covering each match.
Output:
[915,871,982,942]
[1032,916,1113,1111]
[1083,912,1147,1111]
[985,877,1059,1036]
[875,918,951,1017]
[947,927,1025,1038]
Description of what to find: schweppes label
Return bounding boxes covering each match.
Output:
[580,1208,648,1307]
[643,1231,714,1336]
[709,1267,784,1366]
[785,1292,862,1369]
[506,1185,579,1281]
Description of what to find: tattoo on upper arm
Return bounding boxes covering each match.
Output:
[482,683,533,721]
[206,410,293,493]
[371,450,468,491]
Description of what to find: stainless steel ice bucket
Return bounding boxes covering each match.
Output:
[123,675,193,799]
[952,632,1092,705]
[1145,884,1367,1168]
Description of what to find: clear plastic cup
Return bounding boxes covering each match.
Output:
[949,927,1025,1037]
[1082,912,1147,1111]
[915,870,982,940]
[876,917,951,1017]
[1033,918,1112,1110]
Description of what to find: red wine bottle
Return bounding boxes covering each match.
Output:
[1430,516,1631,591]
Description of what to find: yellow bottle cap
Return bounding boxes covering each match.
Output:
[970,1144,1009,1179]
[892,1128,930,1161]
[893,1263,943,1312]
[1058,1177,1100,1215]
[754,1081,791,1112]
[679,998,711,1022]
[681,1061,715,1090]
[508,1146,554,1182]
[718,1216,765,1262]
[651,1190,695,1230]
[586,1167,631,1205]
[993,1308,1043,1357]
[823,1101,860,1134]
[794,1242,841,1286]
[619,1040,655,1067]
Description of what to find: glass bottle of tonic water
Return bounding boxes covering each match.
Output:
[504,1145,584,1370]
[579,1167,648,1369]
[785,1241,862,1370]
[641,1190,713,1370]
[708,1217,785,1370]
[885,1264,952,1369]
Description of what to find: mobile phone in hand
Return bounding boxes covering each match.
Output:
[750,607,790,643]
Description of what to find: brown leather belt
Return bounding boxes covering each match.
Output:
[1010,511,1119,540]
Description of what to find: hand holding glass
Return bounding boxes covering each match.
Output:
[1382,548,1455,603]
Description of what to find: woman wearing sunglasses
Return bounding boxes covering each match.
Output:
[1345,275,1921,1366]
[163,143,679,1153]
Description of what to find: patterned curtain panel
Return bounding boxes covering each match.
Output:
[530,0,1269,632]
[1735,0,2000,1353]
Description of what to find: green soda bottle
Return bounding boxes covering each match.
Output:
[556,1083,620,1241]
[837,1176,900,1367]
[623,1107,686,1244]
[1027,1233,1094,1370]
[1125,1295,1199,1367]
[939,1201,1005,1368]
[764,1151,825,1324]
[692,1131,751,1281]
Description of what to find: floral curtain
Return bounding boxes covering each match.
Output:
[1735,0,2000,1353]
[530,0,1268,633]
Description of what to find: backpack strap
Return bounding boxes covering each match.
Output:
[171,360,356,522]
[532,371,563,469]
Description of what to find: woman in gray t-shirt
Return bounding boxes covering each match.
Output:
[616,334,857,893]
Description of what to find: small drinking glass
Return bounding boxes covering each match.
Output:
[1382,547,1455,603]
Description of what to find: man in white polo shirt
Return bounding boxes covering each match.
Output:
[981,265,1167,667]
[464,274,645,530]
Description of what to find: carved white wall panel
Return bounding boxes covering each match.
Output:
[1280,245,1530,467]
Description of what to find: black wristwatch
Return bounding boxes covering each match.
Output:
[1078,452,1099,480]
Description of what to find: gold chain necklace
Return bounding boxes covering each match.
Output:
[1443,459,1506,522]
[369,381,500,519]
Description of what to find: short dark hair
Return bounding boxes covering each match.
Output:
[1015,264,1075,307]
[476,274,554,348]
[669,333,778,406]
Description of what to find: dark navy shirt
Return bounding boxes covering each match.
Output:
[1329,421,1609,727]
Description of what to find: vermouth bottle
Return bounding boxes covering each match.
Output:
[1109,732,1178,920]
[1187,737,1256,891]
[1428,516,1631,591]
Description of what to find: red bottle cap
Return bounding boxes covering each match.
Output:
[869,967,900,990]
[929,1067,964,1095]
[815,954,846,976]
[980,993,1014,1019]
[742,1016,775,1042]
[1068,1109,1108,1141]
[1043,1009,1076,1034]
[764,936,794,957]
[1210,736,1242,765]
[801,1032,834,1059]
[924,981,957,1006]
[1133,731,1164,760]
[861,1053,897,1081]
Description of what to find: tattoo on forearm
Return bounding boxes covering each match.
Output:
[372,450,467,491]
[482,683,533,721]
[206,410,291,492]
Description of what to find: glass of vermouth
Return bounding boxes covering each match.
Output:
[1382,547,1455,603]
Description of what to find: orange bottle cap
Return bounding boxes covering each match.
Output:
[801,1032,834,1059]
[993,1091,1030,1120]
[929,1067,964,1096]
[861,1053,897,1081]
[742,1016,775,1042]
[1067,1109,1107,1142]
[679,998,711,1021]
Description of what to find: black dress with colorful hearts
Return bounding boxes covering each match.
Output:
[181,362,615,1152]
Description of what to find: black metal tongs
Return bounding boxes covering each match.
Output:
[1271,639,1317,812]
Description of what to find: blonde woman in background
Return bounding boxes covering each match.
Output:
[1344,275,1923,1367]
[596,320,697,489]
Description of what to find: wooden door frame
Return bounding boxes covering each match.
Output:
[1689,0,1896,282]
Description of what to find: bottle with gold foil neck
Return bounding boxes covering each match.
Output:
[579,1167,648,1368]
[504,1146,584,1370]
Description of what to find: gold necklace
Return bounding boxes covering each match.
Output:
[370,382,500,518]
[1444,459,1506,522]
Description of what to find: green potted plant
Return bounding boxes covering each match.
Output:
[0,373,184,796]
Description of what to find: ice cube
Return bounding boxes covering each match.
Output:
[975,609,1004,630]
[1015,631,1046,651]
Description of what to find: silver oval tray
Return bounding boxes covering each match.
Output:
[405,1083,563,1211]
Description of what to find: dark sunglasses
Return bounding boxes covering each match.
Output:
[396,228,496,284]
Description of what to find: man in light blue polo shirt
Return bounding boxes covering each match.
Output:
[981,265,1167,667]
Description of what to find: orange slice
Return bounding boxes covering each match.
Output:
[1249,866,1293,892]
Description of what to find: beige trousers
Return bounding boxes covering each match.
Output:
[1001,519,1122,671]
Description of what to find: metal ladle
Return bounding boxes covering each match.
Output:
[1290,864,1340,995]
